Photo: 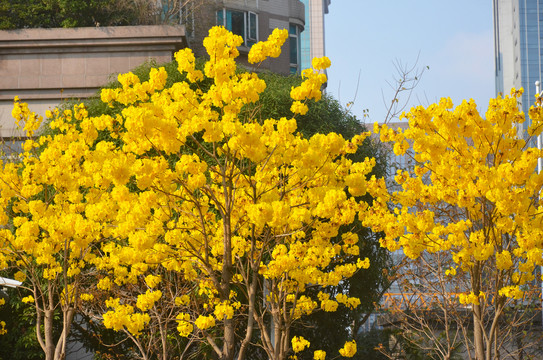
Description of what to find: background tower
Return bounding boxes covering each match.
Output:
[494,0,543,138]
[299,0,331,71]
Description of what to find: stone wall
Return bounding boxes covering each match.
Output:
[0,25,187,137]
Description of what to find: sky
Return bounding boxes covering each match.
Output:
[325,1,495,125]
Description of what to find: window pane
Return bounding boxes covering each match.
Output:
[248,12,257,40]
[217,10,224,26]
[289,24,297,35]
[229,10,245,39]
[290,36,298,64]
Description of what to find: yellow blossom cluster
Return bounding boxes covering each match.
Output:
[292,295,318,319]
[214,300,235,320]
[136,290,162,311]
[176,312,193,337]
[498,286,524,300]
[80,293,94,302]
[339,340,357,358]
[313,350,326,360]
[336,293,361,310]
[194,315,215,330]
[366,89,543,305]
[458,292,485,306]
[291,336,310,353]
[248,28,288,64]
[289,57,330,115]
[103,298,150,336]
[11,96,42,137]
[318,292,338,312]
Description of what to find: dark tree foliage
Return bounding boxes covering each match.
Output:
[0,288,48,360]
[0,0,139,29]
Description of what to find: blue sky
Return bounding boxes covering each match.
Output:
[325,1,495,124]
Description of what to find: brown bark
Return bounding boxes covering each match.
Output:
[44,309,55,360]
[221,208,235,360]
[237,269,258,360]
[473,304,485,360]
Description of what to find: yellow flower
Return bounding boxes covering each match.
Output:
[290,101,309,115]
[496,250,513,270]
[313,350,326,360]
[248,28,288,63]
[214,301,235,320]
[194,315,215,330]
[339,340,357,358]
[144,274,161,288]
[312,56,331,70]
[97,277,112,291]
[136,290,162,311]
[80,293,94,302]
[14,271,26,282]
[175,295,190,306]
[356,257,370,269]
[499,286,524,300]
[176,313,193,337]
[291,336,310,353]
[320,298,338,312]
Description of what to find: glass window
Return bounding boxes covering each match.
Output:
[217,9,224,27]
[289,24,297,35]
[229,10,245,38]
[289,24,301,74]
[217,9,258,47]
[290,36,298,64]
[247,12,258,46]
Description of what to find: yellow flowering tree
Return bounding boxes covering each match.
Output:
[0,100,103,360]
[6,27,369,360]
[367,90,543,360]
[88,27,370,360]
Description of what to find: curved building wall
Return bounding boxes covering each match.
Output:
[187,0,305,75]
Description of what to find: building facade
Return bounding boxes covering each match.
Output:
[494,0,543,138]
[299,0,330,71]
[183,0,305,74]
[0,25,187,140]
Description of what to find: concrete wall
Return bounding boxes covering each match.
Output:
[0,25,187,137]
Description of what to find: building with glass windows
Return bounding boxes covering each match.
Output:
[182,0,305,75]
[299,0,330,71]
[494,0,543,138]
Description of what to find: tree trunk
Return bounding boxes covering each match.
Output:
[473,305,485,360]
[223,317,235,360]
[54,308,76,360]
[237,270,258,360]
[44,309,55,360]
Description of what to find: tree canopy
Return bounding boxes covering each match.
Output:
[367,90,543,360]
[0,27,389,360]
[0,0,181,29]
